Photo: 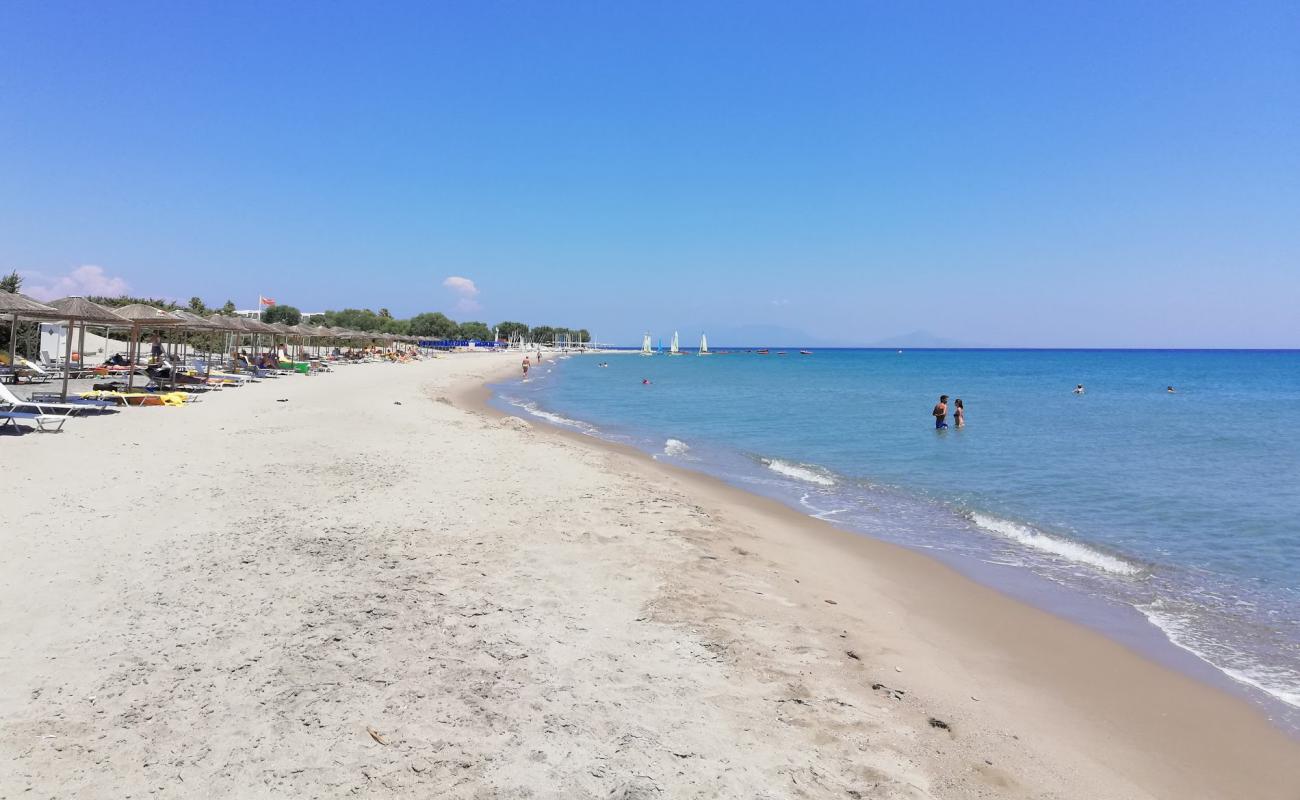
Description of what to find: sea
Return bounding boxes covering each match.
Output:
[491,347,1300,730]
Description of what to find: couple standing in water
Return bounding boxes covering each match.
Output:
[932,394,964,429]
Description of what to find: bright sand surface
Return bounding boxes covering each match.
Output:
[1,354,1296,798]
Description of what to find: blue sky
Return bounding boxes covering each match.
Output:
[2,1,1297,346]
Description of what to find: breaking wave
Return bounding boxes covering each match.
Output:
[969,512,1143,577]
[762,458,837,487]
[503,398,598,434]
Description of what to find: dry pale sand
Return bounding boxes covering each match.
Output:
[1,354,1296,799]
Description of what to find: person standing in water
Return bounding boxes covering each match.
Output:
[522,356,530,379]
[953,398,964,428]
[932,395,949,429]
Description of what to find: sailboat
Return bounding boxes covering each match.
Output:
[640,333,654,356]
[698,333,711,356]
[669,331,684,356]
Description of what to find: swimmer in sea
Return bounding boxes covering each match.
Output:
[1073,384,1085,395]
[642,378,651,385]
[1166,386,1176,393]
[932,395,949,429]
[953,398,964,428]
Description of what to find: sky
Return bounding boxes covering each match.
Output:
[2,1,1298,347]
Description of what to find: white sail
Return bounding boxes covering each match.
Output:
[698,333,710,355]
[641,332,653,355]
[670,331,681,355]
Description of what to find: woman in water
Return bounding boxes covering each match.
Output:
[953,398,965,428]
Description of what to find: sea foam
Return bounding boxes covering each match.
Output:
[505,398,598,434]
[1141,601,1300,709]
[663,438,691,457]
[969,512,1142,577]
[762,458,837,487]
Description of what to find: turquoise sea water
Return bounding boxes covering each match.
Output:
[493,349,1300,726]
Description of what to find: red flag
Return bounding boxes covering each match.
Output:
[259,295,276,307]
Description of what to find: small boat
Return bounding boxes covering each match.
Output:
[640,333,654,356]
[799,350,813,355]
[777,351,788,356]
[669,331,684,356]
[698,333,711,356]
[756,349,769,355]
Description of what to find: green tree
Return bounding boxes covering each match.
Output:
[220,300,236,315]
[1,270,20,293]
[379,308,392,319]
[188,296,207,314]
[577,329,591,343]
[455,321,492,341]
[408,311,457,338]
[306,314,328,326]
[530,325,556,344]
[331,308,384,331]
[496,321,528,342]
[262,305,302,326]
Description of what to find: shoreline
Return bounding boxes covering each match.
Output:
[456,355,1300,796]
[2,354,1295,798]
[490,356,1300,727]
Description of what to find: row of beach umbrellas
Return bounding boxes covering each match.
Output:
[1,293,421,400]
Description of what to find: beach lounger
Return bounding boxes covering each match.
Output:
[0,382,118,416]
[0,410,67,433]
[28,392,120,411]
[80,390,187,407]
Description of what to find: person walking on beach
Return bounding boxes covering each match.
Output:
[932,395,949,429]
[953,398,964,428]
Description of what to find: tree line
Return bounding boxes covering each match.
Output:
[283,307,590,344]
[1,272,589,347]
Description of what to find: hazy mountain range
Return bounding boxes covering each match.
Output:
[671,325,977,349]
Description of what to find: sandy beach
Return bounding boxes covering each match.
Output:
[1,353,1296,799]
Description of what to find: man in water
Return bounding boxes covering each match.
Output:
[1167,386,1176,393]
[932,395,949,429]
[1074,384,1086,394]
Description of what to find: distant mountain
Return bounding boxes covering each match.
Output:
[682,324,842,348]
[868,330,977,348]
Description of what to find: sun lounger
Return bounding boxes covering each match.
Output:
[28,392,120,411]
[1,382,118,416]
[0,410,66,433]
[80,390,187,407]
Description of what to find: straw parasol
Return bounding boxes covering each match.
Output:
[112,304,182,391]
[1,293,63,388]
[171,309,223,330]
[0,292,63,319]
[11,296,132,399]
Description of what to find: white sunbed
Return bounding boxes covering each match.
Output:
[0,411,66,433]
[0,382,115,416]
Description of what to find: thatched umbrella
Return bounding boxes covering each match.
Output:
[200,315,243,366]
[169,311,225,376]
[286,324,314,361]
[42,297,132,398]
[0,293,65,387]
[112,304,182,391]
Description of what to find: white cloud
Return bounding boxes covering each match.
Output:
[443,275,481,313]
[771,299,790,307]
[23,265,131,301]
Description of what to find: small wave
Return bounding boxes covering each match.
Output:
[504,398,597,434]
[1141,602,1300,709]
[663,438,691,457]
[969,512,1142,577]
[762,458,837,487]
